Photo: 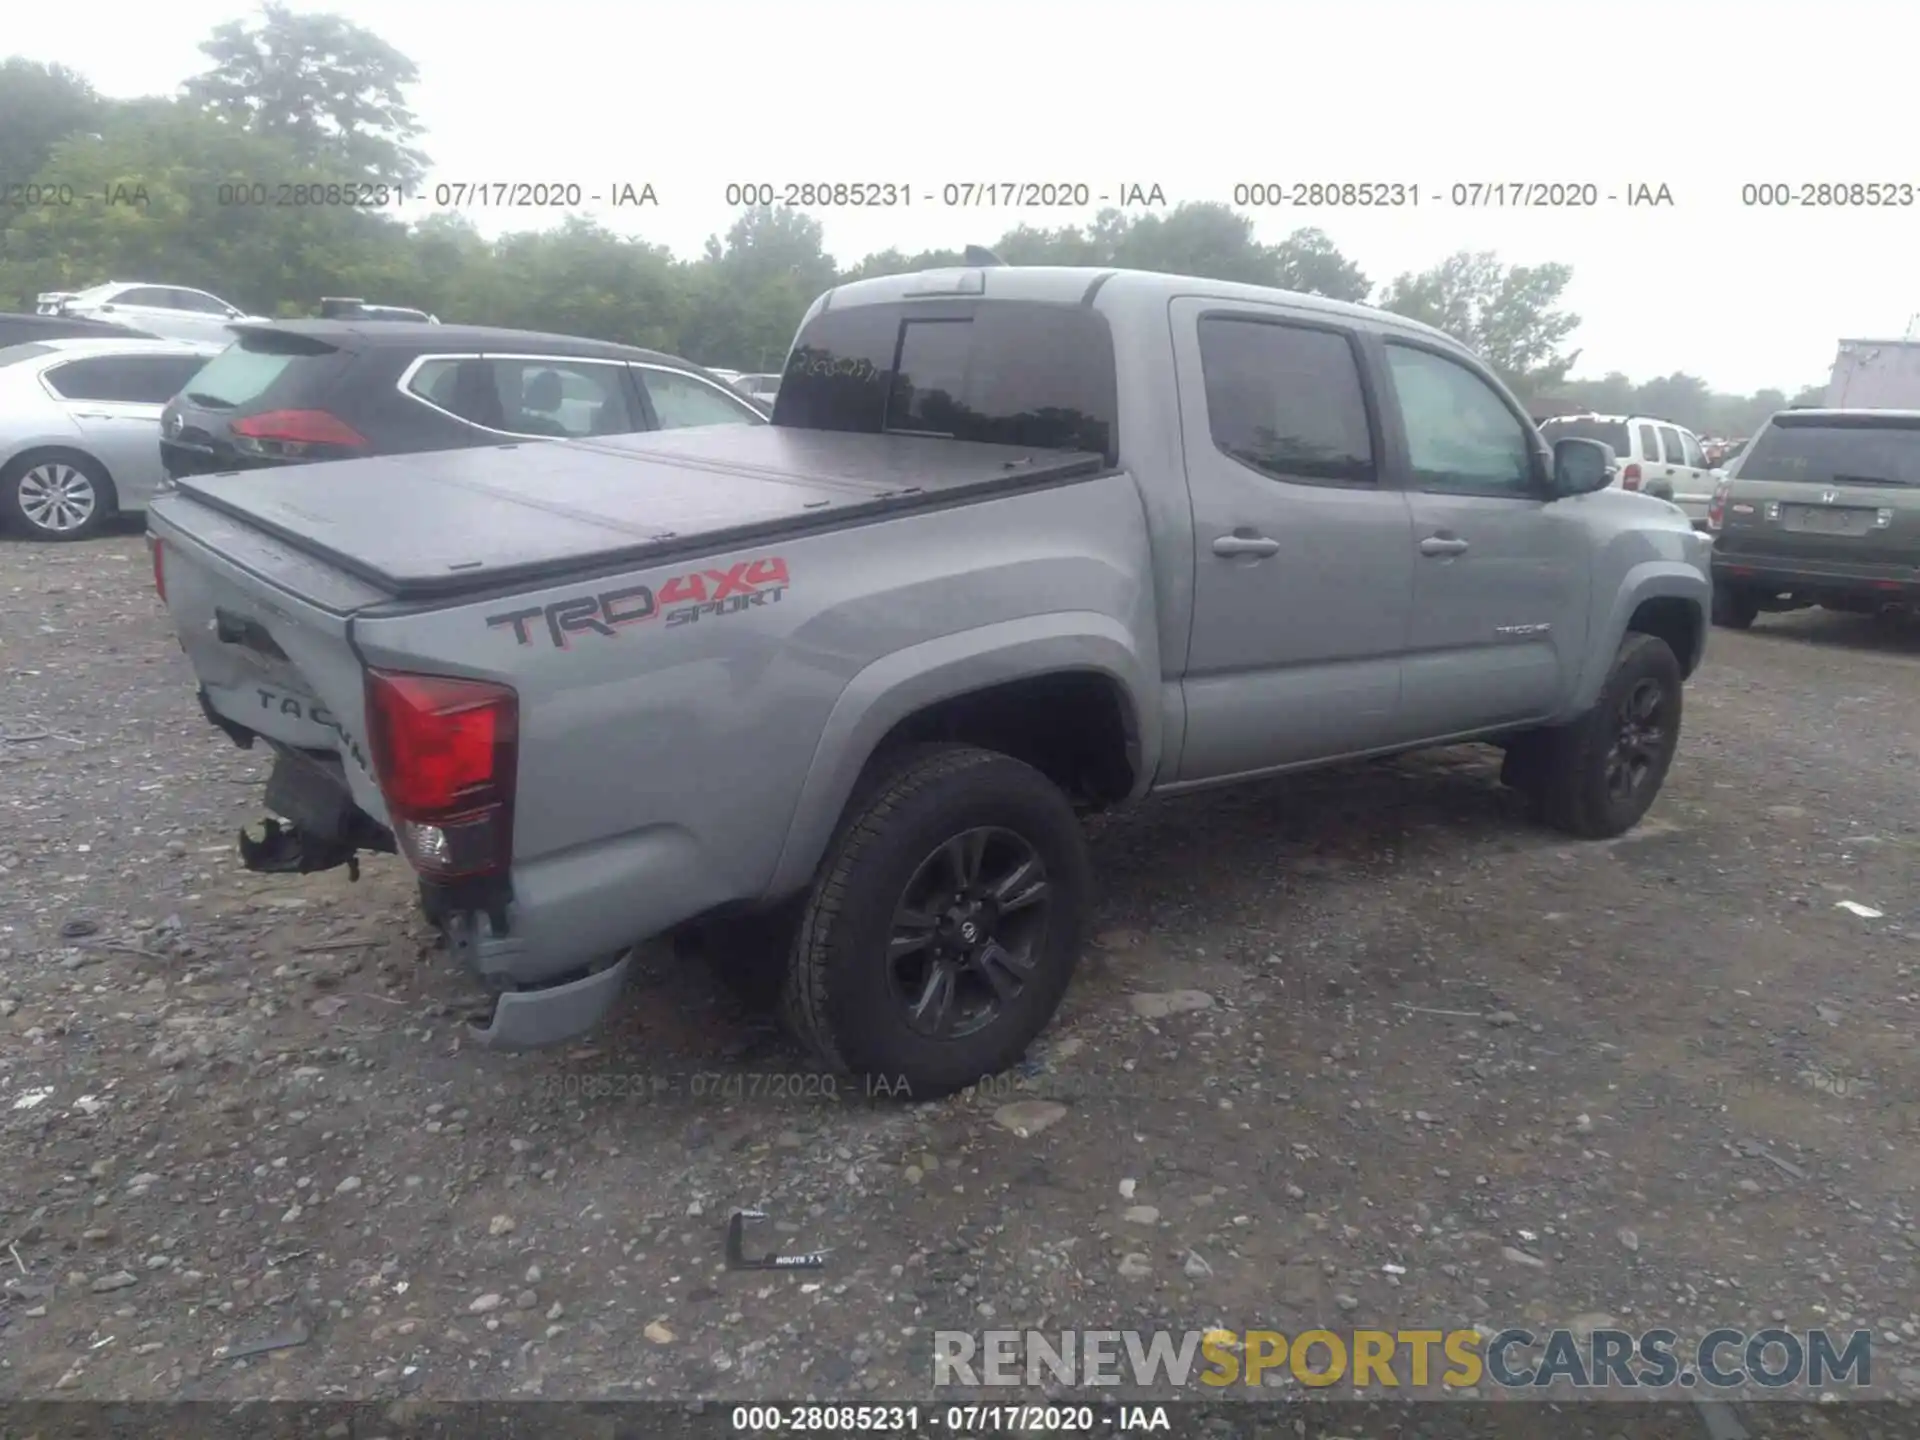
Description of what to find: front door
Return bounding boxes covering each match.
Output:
[1377,340,1592,741]
[1171,298,1414,782]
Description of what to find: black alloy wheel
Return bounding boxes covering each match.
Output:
[885,826,1051,1040]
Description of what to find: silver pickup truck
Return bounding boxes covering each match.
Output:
[147,263,1712,1096]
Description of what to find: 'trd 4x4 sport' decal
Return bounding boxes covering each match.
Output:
[486,556,790,650]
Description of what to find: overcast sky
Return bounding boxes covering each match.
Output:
[12,0,1918,394]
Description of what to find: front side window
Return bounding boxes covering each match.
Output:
[1384,344,1534,495]
[636,367,763,428]
[1657,425,1686,465]
[1681,431,1708,468]
[1197,316,1374,484]
[1635,423,1659,463]
[113,287,175,308]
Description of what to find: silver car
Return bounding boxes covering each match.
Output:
[0,337,221,540]
[36,282,263,346]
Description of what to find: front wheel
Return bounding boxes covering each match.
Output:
[1533,633,1684,840]
[781,744,1091,1099]
[3,452,114,540]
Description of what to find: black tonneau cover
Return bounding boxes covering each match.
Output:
[166,427,1107,600]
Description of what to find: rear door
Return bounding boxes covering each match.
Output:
[44,352,209,508]
[1653,424,1689,502]
[1716,414,1920,570]
[103,286,190,339]
[1171,298,1414,780]
[162,288,242,346]
[1672,428,1714,521]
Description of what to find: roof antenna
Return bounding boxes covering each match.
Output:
[963,245,1004,267]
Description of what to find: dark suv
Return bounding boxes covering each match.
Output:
[159,321,768,480]
[1710,408,1920,626]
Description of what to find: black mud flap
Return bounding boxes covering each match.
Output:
[238,816,364,879]
[239,749,395,880]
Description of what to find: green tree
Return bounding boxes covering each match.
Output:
[0,105,408,314]
[1377,252,1580,398]
[0,60,108,199]
[181,2,429,188]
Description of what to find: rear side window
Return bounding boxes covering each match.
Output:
[44,354,207,404]
[114,287,174,308]
[1539,417,1630,455]
[1635,423,1659,462]
[1681,431,1707,468]
[1197,316,1374,484]
[1739,416,1920,487]
[184,343,301,408]
[407,356,639,438]
[635,367,762,428]
[775,299,1118,460]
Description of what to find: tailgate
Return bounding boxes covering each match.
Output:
[149,493,396,824]
[1718,477,1919,568]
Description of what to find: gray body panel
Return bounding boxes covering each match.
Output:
[150,265,1711,1044]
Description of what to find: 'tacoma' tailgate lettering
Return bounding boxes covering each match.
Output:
[486,557,790,650]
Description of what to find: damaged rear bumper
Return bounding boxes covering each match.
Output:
[223,729,634,1049]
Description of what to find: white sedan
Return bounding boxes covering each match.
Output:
[36,281,264,347]
[0,336,221,539]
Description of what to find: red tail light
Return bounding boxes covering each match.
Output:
[148,536,166,601]
[1621,463,1642,491]
[230,409,367,459]
[365,670,518,879]
[1708,480,1730,530]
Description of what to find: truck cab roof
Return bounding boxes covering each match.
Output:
[816,265,1465,350]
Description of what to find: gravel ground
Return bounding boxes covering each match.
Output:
[2,525,1917,1409]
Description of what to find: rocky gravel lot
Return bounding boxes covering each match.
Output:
[2,525,1918,1414]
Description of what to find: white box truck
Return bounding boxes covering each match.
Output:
[1825,337,1920,408]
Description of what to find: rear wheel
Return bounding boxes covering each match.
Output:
[781,744,1090,1099]
[4,451,114,540]
[1711,582,1759,629]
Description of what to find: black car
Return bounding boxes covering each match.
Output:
[0,311,159,347]
[159,321,769,480]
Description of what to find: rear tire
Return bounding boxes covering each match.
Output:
[781,744,1090,1100]
[1711,582,1759,629]
[1534,633,1684,840]
[3,451,114,541]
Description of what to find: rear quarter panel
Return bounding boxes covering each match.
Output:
[352,474,1159,940]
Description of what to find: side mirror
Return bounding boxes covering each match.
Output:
[1552,437,1615,496]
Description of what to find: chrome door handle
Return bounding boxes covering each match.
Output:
[1213,534,1280,558]
[1419,536,1470,556]
[71,410,112,419]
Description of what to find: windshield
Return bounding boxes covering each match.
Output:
[181,342,300,408]
[1539,417,1630,455]
[1738,416,1920,487]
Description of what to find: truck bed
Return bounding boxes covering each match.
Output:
[168,426,1108,600]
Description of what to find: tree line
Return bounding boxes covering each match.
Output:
[2,6,1823,435]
